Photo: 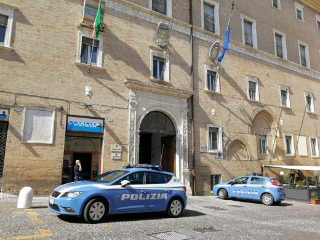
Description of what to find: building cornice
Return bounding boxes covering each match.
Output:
[124,79,194,99]
[300,0,320,13]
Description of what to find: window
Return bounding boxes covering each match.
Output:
[207,124,222,152]
[150,48,169,81]
[153,56,165,80]
[201,0,220,35]
[204,65,220,92]
[81,37,98,65]
[284,135,294,155]
[298,40,310,68]
[279,86,290,107]
[295,2,304,21]
[241,15,257,49]
[22,108,55,144]
[150,0,172,17]
[232,177,249,185]
[121,172,145,185]
[273,29,287,59]
[310,138,319,157]
[247,75,259,101]
[305,92,315,112]
[272,0,278,8]
[259,135,268,154]
[77,30,103,67]
[0,7,14,48]
[250,177,265,185]
[147,172,172,184]
[316,15,320,30]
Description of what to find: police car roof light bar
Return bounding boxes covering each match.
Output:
[122,164,162,171]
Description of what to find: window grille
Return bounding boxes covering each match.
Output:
[152,0,167,15]
[204,3,215,33]
[249,81,256,100]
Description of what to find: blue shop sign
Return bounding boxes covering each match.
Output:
[67,116,104,133]
[0,109,9,121]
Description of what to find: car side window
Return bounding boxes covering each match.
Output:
[147,172,172,184]
[250,177,265,185]
[113,171,146,185]
[233,177,249,185]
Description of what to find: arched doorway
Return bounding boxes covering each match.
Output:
[139,111,176,174]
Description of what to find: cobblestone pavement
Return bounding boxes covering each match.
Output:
[1,195,320,240]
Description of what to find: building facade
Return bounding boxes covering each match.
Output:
[0,0,319,195]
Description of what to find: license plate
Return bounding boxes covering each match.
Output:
[49,197,54,205]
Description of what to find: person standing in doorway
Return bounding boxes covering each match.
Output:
[74,160,83,181]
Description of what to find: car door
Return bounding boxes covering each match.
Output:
[112,171,149,213]
[229,177,249,198]
[146,172,172,211]
[247,177,266,200]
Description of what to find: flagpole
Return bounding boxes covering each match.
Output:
[88,0,102,73]
[218,2,235,72]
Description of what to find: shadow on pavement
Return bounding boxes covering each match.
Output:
[57,209,205,224]
[227,198,293,207]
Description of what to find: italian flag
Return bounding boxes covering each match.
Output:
[92,0,102,39]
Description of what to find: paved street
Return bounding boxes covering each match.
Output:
[1,195,320,240]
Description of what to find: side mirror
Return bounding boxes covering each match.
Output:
[121,180,130,187]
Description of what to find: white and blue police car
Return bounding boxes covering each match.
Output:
[48,165,187,223]
[213,175,286,205]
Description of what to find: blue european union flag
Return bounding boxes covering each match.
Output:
[217,23,230,63]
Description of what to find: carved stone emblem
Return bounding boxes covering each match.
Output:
[156,22,170,48]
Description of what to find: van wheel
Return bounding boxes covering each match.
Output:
[261,193,274,206]
[83,198,108,223]
[218,189,228,200]
[167,198,183,218]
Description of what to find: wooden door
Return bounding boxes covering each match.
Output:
[161,136,176,175]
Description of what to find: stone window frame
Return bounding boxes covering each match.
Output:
[150,48,170,82]
[241,14,258,49]
[201,0,220,35]
[272,28,287,60]
[279,85,291,108]
[149,0,172,17]
[297,40,310,68]
[76,29,103,68]
[0,6,14,48]
[304,91,315,113]
[204,64,220,93]
[271,0,281,10]
[259,135,268,155]
[246,75,260,102]
[310,137,319,158]
[294,2,304,22]
[207,124,222,153]
[283,133,295,156]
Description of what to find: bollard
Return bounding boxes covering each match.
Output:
[17,187,34,209]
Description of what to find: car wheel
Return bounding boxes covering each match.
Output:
[261,193,274,206]
[83,198,108,223]
[218,189,228,200]
[167,198,183,218]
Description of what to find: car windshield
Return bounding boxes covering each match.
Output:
[89,170,129,183]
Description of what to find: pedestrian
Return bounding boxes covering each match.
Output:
[74,160,83,181]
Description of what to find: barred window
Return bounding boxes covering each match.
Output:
[152,0,167,15]
[249,81,256,100]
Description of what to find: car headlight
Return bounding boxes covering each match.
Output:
[61,191,83,199]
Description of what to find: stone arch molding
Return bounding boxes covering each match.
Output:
[250,106,278,136]
[225,136,252,161]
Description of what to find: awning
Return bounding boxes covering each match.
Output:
[262,165,320,171]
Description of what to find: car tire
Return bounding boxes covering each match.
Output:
[261,193,274,206]
[218,189,228,200]
[83,198,108,224]
[167,198,184,218]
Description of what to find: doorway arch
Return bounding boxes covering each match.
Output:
[138,111,177,174]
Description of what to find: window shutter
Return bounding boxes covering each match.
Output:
[204,4,215,33]
[82,0,105,28]
[0,14,8,28]
[244,20,253,47]
[82,37,99,47]
[152,0,167,15]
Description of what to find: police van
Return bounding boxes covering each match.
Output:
[48,165,187,223]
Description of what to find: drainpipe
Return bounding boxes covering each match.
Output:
[189,0,196,196]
